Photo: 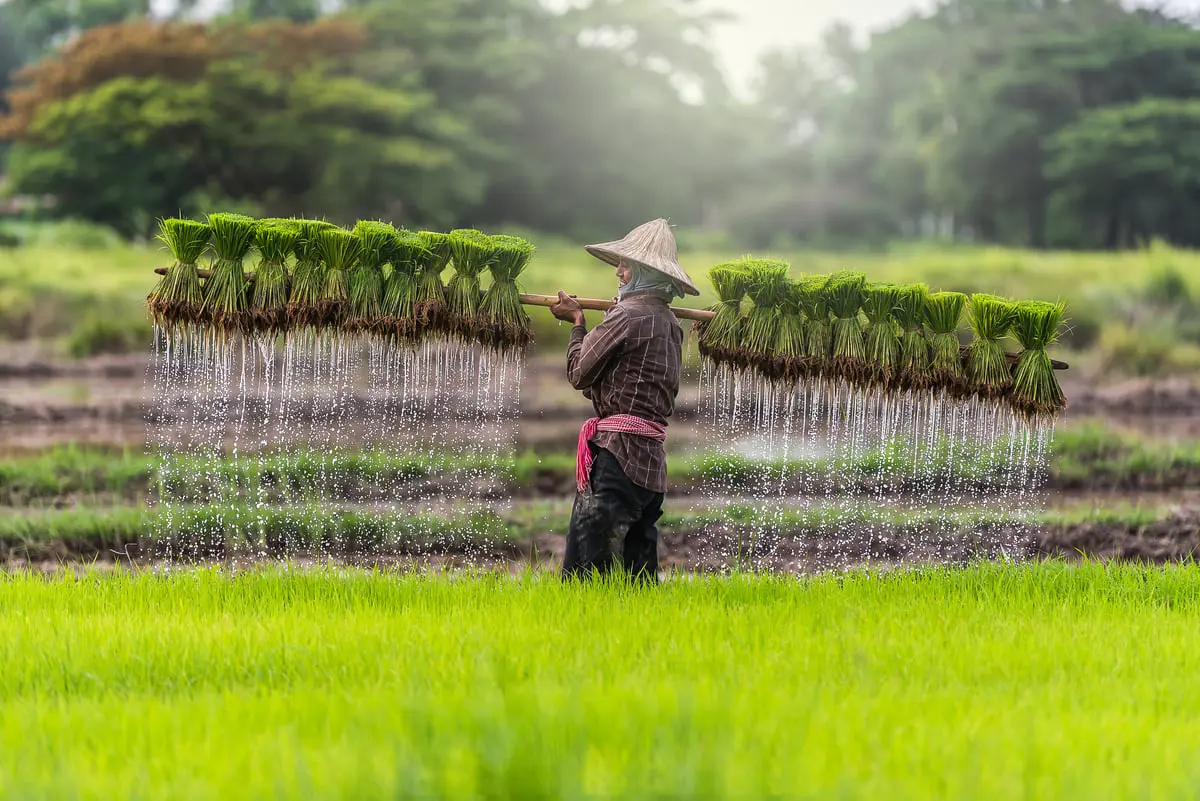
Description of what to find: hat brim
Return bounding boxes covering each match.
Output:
[584,243,700,297]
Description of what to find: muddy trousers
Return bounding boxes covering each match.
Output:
[562,445,663,582]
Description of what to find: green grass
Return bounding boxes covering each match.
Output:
[3,237,1198,352]
[1,565,1200,798]
[0,504,509,555]
[1052,424,1200,487]
[0,447,577,506]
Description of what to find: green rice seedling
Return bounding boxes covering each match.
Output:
[824,271,868,383]
[447,229,497,341]
[285,219,335,330]
[796,275,831,375]
[740,260,790,378]
[382,230,429,344]
[925,291,967,394]
[314,228,363,330]
[8,564,1200,800]
[200,212,257,334]
[250,222,298,335]
[413,231,453,337]
[967,293,1018,397]
[349,221,396,336]
[696,262,751,368]
[147,217,210,330]
[863,282,902,388]
[480,234,536,353]
[1010,300,1068,420]
[774,279,806,381]
[895,283,932,391]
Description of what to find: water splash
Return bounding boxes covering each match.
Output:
[146,327,526,567]
[692,361,1056,573]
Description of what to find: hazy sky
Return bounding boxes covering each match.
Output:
[706,0,1200,89]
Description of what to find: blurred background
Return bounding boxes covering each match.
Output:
[3,0,1200,369]
[4,0,1200,569]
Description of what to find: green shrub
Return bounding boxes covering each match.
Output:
[18,220,124,249]
[1098,324,1200,378]
[1142,265,1192,310]
[66,315,152,358]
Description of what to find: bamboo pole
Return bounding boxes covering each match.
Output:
[152,266,1068,369]
[514,292,713,322]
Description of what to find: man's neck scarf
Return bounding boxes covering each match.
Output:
[618,264,685,301]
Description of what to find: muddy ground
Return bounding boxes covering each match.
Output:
[7,510,1198,575]
[4,349,1199,574]
[5,352,1200,447]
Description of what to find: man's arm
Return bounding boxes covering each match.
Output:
[566,307,627,391]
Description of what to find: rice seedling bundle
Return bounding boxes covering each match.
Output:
[895,283,932,390]
[147,218,211,330]
[314,228,363,330]
[201,213,257,334]
[480,234,536,353]
[967,293,1018,397]
[863,282,902,387]
[250,222,299,335]
[413,231,452,335]
[697,263,751,368]
[447,229,497,341]
[925,291,967,394]
[1010,300,1067,419]
[284,220,335,330]
[740,260,790,378]
[349,221,396,335]
[797,275,831,374]
[382,230,429,344]
[774,279,806,381]
[825,271,868,383]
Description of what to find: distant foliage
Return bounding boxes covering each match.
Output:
[4,0,1200,248]
[0,0,733,241]
[0,16,470,237]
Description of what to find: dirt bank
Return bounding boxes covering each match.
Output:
[7,511,1198,573]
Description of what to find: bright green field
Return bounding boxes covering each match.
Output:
[3,564,1200,799]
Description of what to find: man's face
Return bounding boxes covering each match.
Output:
[615,262,633,287]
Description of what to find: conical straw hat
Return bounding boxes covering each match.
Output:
[584,219,699,296]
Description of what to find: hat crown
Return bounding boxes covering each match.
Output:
[622,219,676,264]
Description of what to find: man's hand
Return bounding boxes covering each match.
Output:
[550,291,585,327]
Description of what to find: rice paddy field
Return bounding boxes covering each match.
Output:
[4,564,1200,799]
[5,230,1200,798]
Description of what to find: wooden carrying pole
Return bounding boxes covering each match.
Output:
[152,267,1068,369]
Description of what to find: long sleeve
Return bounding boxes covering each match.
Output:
[565,308,628,391]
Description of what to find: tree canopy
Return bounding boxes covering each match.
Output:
[1,0,1199,248]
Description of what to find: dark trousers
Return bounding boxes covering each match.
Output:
[563,445,664,582]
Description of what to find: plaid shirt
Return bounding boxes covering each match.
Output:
[566,292,683,493]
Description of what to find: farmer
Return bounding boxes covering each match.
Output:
[549,219,699,581]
